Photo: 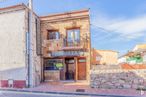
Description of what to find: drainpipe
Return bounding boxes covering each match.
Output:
[27,0,34,88]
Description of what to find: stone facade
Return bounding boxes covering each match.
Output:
[40,10,91,82]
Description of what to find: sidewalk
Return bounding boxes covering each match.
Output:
[0,82,146,97]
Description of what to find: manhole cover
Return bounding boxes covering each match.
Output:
[76,89,85,92]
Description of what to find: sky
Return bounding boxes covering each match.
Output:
[0,0,146,56]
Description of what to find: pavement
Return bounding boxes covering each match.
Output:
[24,82,146,97]
[0,82,146,97]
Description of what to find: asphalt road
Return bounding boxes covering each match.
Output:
[0,91,105,97]
[0,90,143,97]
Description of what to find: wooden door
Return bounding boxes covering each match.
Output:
[78,58,86,80]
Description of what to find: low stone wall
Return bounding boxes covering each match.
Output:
[90,69,146,89]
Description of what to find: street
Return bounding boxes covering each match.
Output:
[0,91,88,97]
[0,90,140,97]
[0,91,105,97]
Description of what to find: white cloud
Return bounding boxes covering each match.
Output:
[92,14,146,40]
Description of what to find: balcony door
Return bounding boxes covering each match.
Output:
[67,29,80,46]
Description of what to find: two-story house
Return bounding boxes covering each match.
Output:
[40,10,91,83]
[0,3,91,88]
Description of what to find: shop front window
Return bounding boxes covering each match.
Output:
[44,59,63,70]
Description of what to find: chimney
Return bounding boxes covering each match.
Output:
[29,0,33,10]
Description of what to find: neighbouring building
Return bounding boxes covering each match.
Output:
[118,55,128,64]
[91,48,118,65]
[133,44,146,64]
[119,44,146,69]
[118,44,146,65]
[40,10,91,82]
[0,4,42,88]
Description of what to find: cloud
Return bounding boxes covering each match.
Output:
[92,13,146,41]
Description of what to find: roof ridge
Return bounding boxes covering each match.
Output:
[40,9,89,18]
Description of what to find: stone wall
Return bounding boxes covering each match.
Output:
[90,69,146,89]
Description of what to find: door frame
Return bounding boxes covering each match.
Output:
[65,58,75,80]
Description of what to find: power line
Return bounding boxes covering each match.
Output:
[91,24,120,41]
[90,23,130,46]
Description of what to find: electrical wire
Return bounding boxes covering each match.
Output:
[91,24,121,42]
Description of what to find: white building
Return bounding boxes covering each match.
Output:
[0,4,41,88]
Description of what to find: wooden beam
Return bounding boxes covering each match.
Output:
[75,57,78,81]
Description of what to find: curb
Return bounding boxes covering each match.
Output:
[0,88,139,97]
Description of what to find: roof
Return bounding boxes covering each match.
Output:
[0,3,26,11]
[133,44,146,51]
[92,48,102,56]
[0,3,39,17]
[120,44,146,58]
[40,9,90,22]
[95,49,119,53]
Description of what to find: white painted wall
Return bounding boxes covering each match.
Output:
[118,57,127,64]
[143,52,146,64]
[0,10,26,80]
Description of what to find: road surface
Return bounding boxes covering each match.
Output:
[0,91,104,97]
[0,90,143,97]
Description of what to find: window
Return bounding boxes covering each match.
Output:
[44,59,63,70]
[78,59,86,63]
[66,59,75,64]
[47,30,60,40]
[67,29,80,46]
[96,56,101,61]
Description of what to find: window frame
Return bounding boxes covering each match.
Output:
[47,30,60,40]
[66,28,81,46]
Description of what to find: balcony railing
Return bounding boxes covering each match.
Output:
[62,39,88,51]
[43,38,88,52]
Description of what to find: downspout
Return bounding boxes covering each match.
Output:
[27,10,30,87]
[27,0,34,87]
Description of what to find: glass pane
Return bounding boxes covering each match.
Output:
[79,59,86,63]
[48,31,60,40]
[74,29,80,42]
[55,32,60,39]
[67,29,80,46]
